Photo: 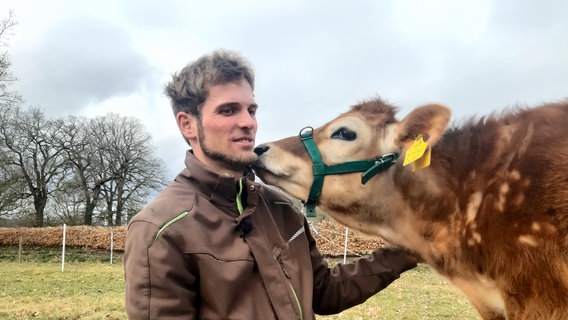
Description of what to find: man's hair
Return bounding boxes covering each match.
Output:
[164,49,255,117]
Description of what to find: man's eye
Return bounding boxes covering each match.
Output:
[220,108,235,115]
[331,128,357,141]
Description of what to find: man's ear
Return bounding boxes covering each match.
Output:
[176,112,198,140]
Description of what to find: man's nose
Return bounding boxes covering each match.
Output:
[239,112,256,128]
[254,145,269,156]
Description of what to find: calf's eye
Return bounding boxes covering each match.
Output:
[331,128,357,141]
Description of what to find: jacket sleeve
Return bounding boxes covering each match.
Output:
[308,220,417,315]
[124,219,198,320]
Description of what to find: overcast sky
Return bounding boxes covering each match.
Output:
[2,0,567,179]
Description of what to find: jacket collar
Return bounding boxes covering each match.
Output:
[180,150,255,207]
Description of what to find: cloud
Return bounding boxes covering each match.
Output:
[11,12,157,115]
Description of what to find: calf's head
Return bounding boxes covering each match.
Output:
[254,98,451,230]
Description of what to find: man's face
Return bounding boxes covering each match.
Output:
[190,79,259,176]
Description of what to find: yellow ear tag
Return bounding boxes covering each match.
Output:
[403,134,427,166]
[411,147,431,171]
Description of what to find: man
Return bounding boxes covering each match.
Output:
[124,49,417,319]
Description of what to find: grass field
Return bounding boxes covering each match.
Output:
[0,247,480,320]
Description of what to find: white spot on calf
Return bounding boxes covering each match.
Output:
[518,235,538,247]
[466,192,483,224]
[508,170,521,181]
[495,183,509,212]
[467,232,482,246]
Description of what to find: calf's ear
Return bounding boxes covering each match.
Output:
[397,104,451,149]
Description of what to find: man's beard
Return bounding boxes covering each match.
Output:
[198,122,257,172]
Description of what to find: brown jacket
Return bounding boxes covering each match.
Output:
[124,151,416,319]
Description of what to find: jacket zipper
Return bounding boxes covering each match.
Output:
[278,255,303,320]
[241,179,303,319]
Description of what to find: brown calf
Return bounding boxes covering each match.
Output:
[254,97,568,320]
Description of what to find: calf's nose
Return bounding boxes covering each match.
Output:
[254,145,270,156]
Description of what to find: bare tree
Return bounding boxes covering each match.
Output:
[0,11,28,221]
[92,114,167,225]
[0,10,21,106]
[0,106,69,226]
[0,144,27,216]
[58,116,120,225]
[0,13,167,225]
[49,187,85,226]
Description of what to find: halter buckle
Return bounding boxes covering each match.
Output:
[299,126,314,140]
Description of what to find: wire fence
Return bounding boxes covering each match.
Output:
[0,219,385,269]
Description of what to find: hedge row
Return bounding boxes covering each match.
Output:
[0,226,126,251]
[0,219,384,256]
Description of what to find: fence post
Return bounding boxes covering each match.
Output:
[61,224,66,272]
[18,237,22,263]
[110,228,114,265]
[343,227,349,264]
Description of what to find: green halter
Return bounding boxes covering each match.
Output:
[299,126,398,217]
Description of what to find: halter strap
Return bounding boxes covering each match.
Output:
[299,127,398,217]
